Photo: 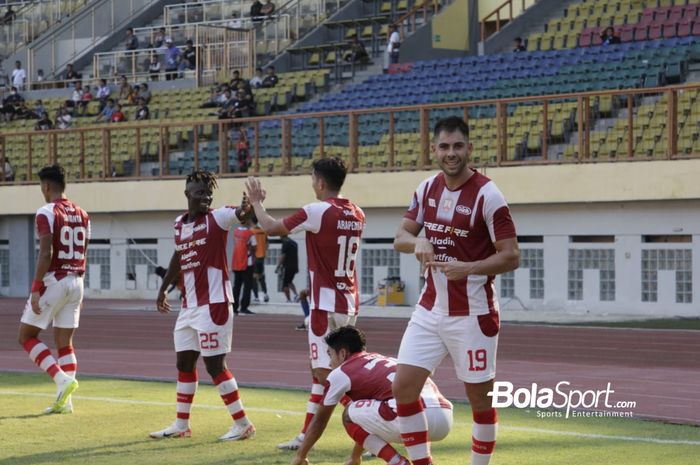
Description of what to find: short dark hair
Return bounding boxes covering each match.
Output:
[38,164,66,191]
[433,116,469,140]
[312,157,347,191]
[186,170,218,190]
[325,326,366,355]
[514,37,523,43]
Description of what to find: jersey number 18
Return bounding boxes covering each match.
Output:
[335,236,360,278]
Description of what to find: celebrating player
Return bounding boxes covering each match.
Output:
[392,117,520,465]
[290,326,453,465]
[18,164,90,414]
[245,157,366,450]
[150,170,256,441]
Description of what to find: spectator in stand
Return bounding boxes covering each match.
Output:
[201,86,222,108]
[34,112,54,131]
[163,38,181,81]
[127,84,140,105]
[111,103,126,122]
[250,0,263,23]
[1,86,23,122]
[236,127,250,173]
[35,69,45,84]
[230,70,243,89]
[228,12,243,29]
[12,61,26,90]
[118,75,132,102]
[33,99,46,119]
[249,67,264,88]
[136,97,150,120]
[95,98,116,122]
[56,106,73,130]
[15,101,33,119]
[152,27,167,48]
[64,63,79,82]
[181,39,197,74]
[261,0,275,18]
[387,25,400,67]
[2,156,14,182]
[600,27,621,46]
[344,36,369,63]
[217,90,236,119]
[80,85,93,116]
[2,5,16,26]
[139,83,152,104]
[148,54,161,81]
[65,81,84,114]
[262,65,278,88]
[513,37,526,52]
[126,27,139,51]
[96,78,111,110]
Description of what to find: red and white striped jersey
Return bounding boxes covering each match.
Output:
[323,352,451,411]
[405,171,516,317]
[174,206,240,309]
[35,198,91,280]
[283,198,365,315]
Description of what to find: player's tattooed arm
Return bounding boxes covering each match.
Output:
[156,251,181,314]
[30,234,53,314]
[235,191,252,221]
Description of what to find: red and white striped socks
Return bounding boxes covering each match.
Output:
[214,369,250,426]
[345,421,403,464]
[301,377,325,437]
[396,400,432,465]
[175,370,198,430]
[471,408,498,465]
[23,338,71,385]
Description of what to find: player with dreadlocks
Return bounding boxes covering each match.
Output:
[150,170,257,441]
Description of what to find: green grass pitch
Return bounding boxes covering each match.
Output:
[1,372,698,465]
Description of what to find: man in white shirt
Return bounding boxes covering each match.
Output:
[387,26,400,67]
[11,61,26,90]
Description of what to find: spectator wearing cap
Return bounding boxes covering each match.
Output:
[163,38,181,80]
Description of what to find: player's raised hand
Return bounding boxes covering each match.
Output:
[425,260,472,280]
[245,176,266,204]
[156,291,171,314]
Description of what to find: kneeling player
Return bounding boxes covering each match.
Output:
[290,327,453,465]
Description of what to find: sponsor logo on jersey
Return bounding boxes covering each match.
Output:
[194,223,207,232]
[336,282,348,291]
[423,221,469,238]
[455,205,472,216]
[428,198,436,207]
[430,236,456,247]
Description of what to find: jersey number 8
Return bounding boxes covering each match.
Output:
[58,226,87,260]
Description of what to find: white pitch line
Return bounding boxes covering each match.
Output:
[501,425,700,446]
[0,390,304,416]
[2,390,699,446]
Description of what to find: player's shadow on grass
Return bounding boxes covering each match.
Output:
[0,412,46,420]
[0,439,192,465]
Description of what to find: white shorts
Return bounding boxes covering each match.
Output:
[397,307,500,384]
[309,308,357,369]
[347,399,453,444]
[20,274,84,330]
[174,302,233,357]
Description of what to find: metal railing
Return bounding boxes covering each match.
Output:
[1,0,89,56]
[480,0,539,42]
[92,26,255,85]
[26,0,158,85]
[2,83,699,184]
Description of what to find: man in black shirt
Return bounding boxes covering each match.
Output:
[250,0,263,22]
[262,66,278,88]
[182,40,197,70]
[277,235,299,302]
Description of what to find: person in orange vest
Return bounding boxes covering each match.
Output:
[251,218,269,304]
[231,217,257,315]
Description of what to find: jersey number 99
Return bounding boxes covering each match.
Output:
[58,226,87,260]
